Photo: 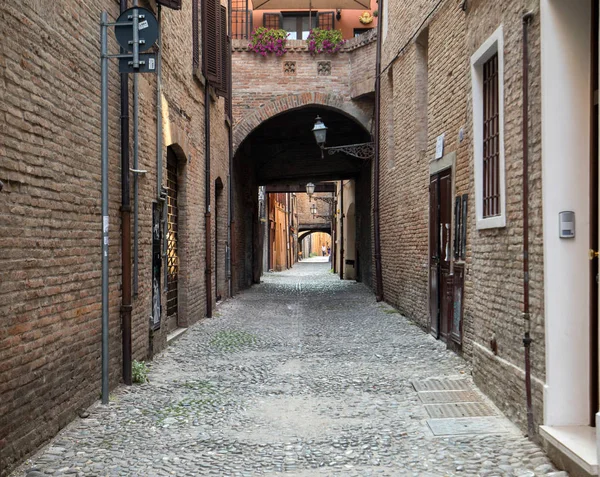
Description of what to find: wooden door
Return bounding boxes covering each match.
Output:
[429,169,453,341]
[439,170,453,341]
[429,175,440,338]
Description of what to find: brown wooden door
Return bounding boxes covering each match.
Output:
[429,169,453,341]
[429,175,440,338]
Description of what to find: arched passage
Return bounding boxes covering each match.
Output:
[232,103,373,290]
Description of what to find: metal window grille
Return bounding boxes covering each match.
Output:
[482,53,500,218]
[317,12,335,30]
[232,0,252,39]
[263,13,282,30]
[166,153,179,319]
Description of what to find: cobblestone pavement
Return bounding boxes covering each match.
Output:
[14,260,563,477]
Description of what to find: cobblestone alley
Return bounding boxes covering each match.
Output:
[13,259,562,477]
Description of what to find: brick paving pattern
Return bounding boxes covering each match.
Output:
[13,260,562,477]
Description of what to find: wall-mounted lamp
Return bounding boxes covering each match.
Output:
[336,9,342,21]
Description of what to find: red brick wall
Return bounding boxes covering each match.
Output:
[379,0,545,432]
[0,1,231,473]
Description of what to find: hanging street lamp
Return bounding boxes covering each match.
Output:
[311,116,375,160]
[306,182,315,200]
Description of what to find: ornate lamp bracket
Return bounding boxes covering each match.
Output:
[323,142,375,160]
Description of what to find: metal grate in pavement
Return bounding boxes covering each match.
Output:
[424,402,497,419]
[412,378,471,392]
[417,390,482,404]
[427,417,511,436]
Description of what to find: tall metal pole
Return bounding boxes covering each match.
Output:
[100,12,110,405]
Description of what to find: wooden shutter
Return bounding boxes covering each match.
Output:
[202,0,222,85]
[263,12,282,30]
[317,12,335,30]
[193,0,200,71]
[157,0,182,10]
[217,5,229,98]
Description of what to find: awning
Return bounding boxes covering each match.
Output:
[251,0,370,10]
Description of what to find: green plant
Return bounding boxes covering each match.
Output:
[249,27,289,56]
[306,28,345,54]
[373,9,378,17]
[132,360,149,384]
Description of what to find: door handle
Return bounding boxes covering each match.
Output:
[590,249,599,260]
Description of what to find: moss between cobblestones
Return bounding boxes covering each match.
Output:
[209,329,258,351]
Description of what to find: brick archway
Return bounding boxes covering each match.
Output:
[233,92,372,153]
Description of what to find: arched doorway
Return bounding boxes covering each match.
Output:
[232,104,373,288]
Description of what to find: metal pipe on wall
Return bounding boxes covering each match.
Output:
[339,183,344,280]
[228,0,234,297]
[205,85,213,318]
[373,0,384,301]
[100,11,109,405]
[522,10,534,438]
[132,1,140,298]
[120,0,133,388]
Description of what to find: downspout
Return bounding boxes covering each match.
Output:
[120,0,132,386]
[340,181,344,280]
[285,193,290,269]
[373,0,384,301]
[132,0,140,297]
[156,5,167,299]
[522,10,535,438]
[205,85,213,318]
[228,0,234,297]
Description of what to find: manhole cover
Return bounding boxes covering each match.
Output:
[418,390,482,404]
[412,378,471,392]
[427,417,511,436]
[425,402,496,419]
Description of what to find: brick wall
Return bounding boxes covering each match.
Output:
[0,1,230,473]
[379,0,545,432]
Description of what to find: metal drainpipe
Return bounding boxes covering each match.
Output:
[373,0,384,301]
[522,10,535,438]
[227,0,234,297]
[120,0,133,387]
[205,84,213,318]
[132,0,140,298]
[340,182,344,280]
[100,11,109,405]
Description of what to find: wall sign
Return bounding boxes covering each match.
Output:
[435,133,445,160]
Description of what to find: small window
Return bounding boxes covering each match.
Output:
[471,26,505,229]
[354,28,372,37]
[263,12,282,30]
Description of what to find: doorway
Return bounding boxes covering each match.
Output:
[429,169,453,342]
[166,148,179,333]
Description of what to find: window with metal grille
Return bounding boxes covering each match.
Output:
[232,0,252,39]
[263,12,282,30]
[317,12,335,31]
[482,53,499,218]
[202,0,222,85]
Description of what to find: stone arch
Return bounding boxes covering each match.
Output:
[233,93,372,153]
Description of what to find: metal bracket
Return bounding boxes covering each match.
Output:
[324,142,375,159]
[130,168,148,174]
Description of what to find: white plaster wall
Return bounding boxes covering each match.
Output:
[541,0,592,427]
